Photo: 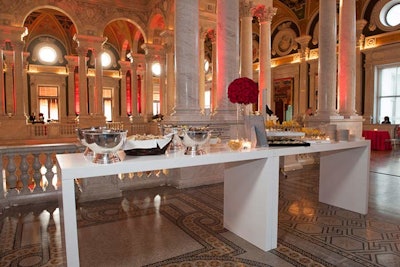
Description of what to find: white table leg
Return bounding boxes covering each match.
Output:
[61,178,80,266]
[224,156,280,251]
[319,145,370,214]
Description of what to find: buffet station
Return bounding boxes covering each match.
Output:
[57,125,371,266]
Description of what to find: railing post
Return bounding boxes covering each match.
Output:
[32,153,42,193]
[5,154,19,197]
[44,152,55,192]
[20,154,30,194]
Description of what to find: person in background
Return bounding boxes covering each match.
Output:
[28,112,35,122]
[296,107,313,127]
[38,113,45,123]
[382,116,391,124]
[305,107,313,116]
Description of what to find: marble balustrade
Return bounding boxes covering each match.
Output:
[0,143,84,209]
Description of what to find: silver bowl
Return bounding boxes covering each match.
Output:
[82,129,127,164]
[181,130,211,155]
[76,127,106,156]
[161,125,184,151]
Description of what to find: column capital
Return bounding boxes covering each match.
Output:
[3,50,14,65]
[240,1,254,18]
[141,43,165,62]
[11,40,25,51]
[64,55,79,66]
[252,5,276,23]
[128,53,145,65]
[0,25,28,44]
[73,34,107,52]
[295,35,312,59]
[119,60,131,72]
[160,29,174,51]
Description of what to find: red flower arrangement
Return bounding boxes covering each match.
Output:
[227,77,259,105]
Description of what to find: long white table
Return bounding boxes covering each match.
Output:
[56,140,370,266]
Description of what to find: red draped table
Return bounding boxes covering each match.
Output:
[362,130,392,150]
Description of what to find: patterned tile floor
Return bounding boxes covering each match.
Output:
[0,150,399,266]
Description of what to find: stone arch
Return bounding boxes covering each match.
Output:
[147,13,167,45]
[22,7,77,55]
[103,18,147,60]
[306,10,320,49]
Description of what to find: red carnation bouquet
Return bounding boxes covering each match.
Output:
[227,77,259,105]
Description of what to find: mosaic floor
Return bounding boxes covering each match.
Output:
[1,150,400,266]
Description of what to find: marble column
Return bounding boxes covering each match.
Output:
[91,39,107,116]
[207,29,217,114]
[0,25,27,118]
[3,51,14,115]
[295,35,312,115]
[356,19,367,120]
[199,29,206,113]
[240,0,253,79]
[316,0,339,118]
[12,41,25,117]
[119,60,130,120]
[143,52,152,121]
[136,57,146,117]
[160,30,175,117]
[253,4,276,116]
[173,0,202,120]
[0,49,4,115]
[141,43,164,121]
[74,44,88,116]
[162,31,175,117]
[65,55,78,120]
[73,34,107,126]
[338,0,357,117]
[130,54,144,118]
[214,0,240,119]
[158,54,166,116]
[129,61,138,117]
[22,52,30,117]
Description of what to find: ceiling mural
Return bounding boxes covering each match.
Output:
[278,0,307,20]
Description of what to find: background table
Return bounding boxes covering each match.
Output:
[362,130,391,150]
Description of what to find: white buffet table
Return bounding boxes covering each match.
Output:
[56,140,370,266]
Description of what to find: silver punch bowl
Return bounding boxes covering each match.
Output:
[82,128,127,164]
[76,126,106,156]
[181,129,211,155]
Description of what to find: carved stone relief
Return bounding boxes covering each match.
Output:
[272,22,298,56]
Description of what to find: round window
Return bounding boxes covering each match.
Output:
[101,52,112,68]
[386,3,400,26]
[152,62,161,76]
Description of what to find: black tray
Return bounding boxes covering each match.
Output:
[267,141,310,147]
[124,140,172,156]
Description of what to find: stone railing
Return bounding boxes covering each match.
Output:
[24,121,159,141]
[0,121,225,209]
[0,143,84,208]
[28,122,77,139]
[126,122,160,135]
